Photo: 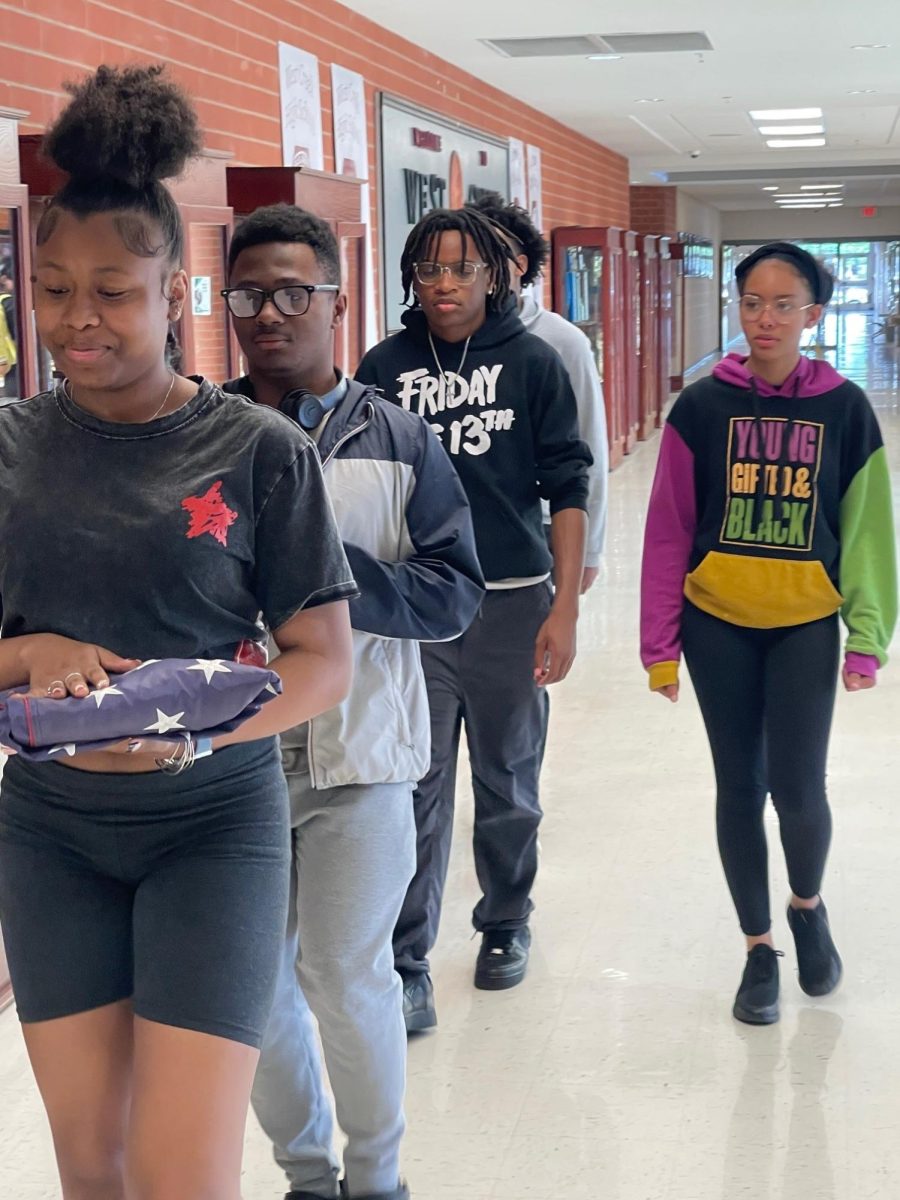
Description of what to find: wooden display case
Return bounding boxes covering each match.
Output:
[551,225,628,468]
[636,235,661,439]
[0,108,37,404]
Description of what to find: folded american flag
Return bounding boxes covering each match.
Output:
[0,658,282,761]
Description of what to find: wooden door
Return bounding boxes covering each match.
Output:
[336,222,367,375]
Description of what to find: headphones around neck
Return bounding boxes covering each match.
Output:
[278,377,344,431]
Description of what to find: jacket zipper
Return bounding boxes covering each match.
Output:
[307,401,375,787]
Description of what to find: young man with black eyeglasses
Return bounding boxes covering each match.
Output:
[221,204,484,1200]
[355,207,592,1032]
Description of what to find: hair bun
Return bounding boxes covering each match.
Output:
[43,64,201,189]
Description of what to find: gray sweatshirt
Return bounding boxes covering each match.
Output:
[519,288,608,567]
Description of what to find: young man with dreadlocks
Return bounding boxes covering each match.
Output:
[468,193,608,591]
[356,207,592,1031]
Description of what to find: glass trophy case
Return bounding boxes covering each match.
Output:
[551,226,627,468]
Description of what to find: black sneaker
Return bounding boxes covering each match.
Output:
[474,926,531,991]
[402,973,436,1033]
[286,1192,338,1199]
[733,945,782,1025]
[787,900,842,997]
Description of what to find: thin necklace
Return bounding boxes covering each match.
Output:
[67,372,176,423]
[428,330,472,387]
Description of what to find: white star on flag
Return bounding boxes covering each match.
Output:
[143,709,186,735]
[92,686,125,707]
[265,683,278,695]
[48,744,76,757]
[187,659,232,684]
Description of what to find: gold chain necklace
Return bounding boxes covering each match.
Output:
[67,372,176,423]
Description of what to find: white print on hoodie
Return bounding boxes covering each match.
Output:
[396,365,516,457]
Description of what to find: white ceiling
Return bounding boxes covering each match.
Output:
[342,0,900,211]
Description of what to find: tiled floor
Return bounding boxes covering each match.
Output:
[2,323,900,1199]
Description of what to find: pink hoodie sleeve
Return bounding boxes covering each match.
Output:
[641,423,697,688]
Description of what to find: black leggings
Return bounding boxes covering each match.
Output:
[682,602,840,936]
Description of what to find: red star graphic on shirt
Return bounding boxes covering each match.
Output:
[181,480,238,547]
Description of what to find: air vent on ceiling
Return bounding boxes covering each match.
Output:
[600,31,714,54]
[481,31,714,59]
[481,35,610,58]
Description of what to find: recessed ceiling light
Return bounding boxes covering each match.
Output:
[587,54,623,61]
[801,184,842,190]
[848,88,877,94]
[851,43,889,50]
[757,124,825,135]
[828,202,844,207]
[779,202,828,208]
[635,97,665,103]
[762,186,779,191]
[750,107,822,120]
[776,193,827,199]
[767,137,827,148]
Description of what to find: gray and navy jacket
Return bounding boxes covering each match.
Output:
[224,375,484,787]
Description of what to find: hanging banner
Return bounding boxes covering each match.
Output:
[331,63,378,347]
[508,138,527,210]
[526,144,544,234]
[278,43,324,170]
[378,95,510,333]
[331,63,367,179]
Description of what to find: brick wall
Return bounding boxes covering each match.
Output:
[1,0,631,312]
[630,186,677,237]
[187,222,230,381]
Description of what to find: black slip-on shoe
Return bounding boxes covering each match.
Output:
[474,926,531,991]
[402,972,437,1033]
[733,944,782,1025]
[788,900,843,997]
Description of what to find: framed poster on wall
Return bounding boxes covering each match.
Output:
[526,144,543,234]
[378,95,511,333]
[278,43,324,170]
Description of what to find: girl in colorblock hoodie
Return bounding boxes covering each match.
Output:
[640,242,897,1026]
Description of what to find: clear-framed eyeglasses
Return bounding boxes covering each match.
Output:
[221,285,339,318]
[739,296,817,323]
[412,261,487,287]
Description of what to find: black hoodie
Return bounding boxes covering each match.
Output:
[355,301,592,582]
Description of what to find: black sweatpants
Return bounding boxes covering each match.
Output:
[682,601,840,937]
[393,582,552,977]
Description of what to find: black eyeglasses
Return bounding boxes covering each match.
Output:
[221,285,339,318]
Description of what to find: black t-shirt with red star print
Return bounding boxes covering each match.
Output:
[0,378,357,664]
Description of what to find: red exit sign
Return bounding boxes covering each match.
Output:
[862,206,878,218]
[412,128,442,151]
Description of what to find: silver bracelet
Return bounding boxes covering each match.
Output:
[155,733,196,775]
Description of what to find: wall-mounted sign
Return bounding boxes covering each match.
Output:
[191,276,211,316]
[379,95,511,333]
[278,43,324,170]
[526,144,543,233]
[508,138,527,210]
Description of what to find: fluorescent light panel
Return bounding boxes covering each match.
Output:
[757,124,824,135]
[779,202,827,208]
[767,138,827,148]
[750,107,822,120]
[801,184,842,190]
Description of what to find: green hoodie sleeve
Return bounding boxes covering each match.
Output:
[839,443,897,665]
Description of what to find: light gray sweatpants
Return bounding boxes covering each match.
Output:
[251,746,416,1198]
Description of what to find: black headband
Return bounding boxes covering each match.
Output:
[735,241,834,306]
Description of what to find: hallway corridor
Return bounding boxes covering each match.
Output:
[2,342,900,1199]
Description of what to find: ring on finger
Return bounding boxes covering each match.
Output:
[47,680,66,695]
